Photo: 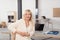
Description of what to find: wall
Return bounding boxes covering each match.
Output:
[0,0,18,23]
[0,0,36,25]
[38,0,60,29]
[22,0,36,19]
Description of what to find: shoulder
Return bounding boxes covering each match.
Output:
[31,19,35,24]
[30,19,35,26]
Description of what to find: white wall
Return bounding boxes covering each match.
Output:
[38,0,60,29]
[22,0,36,19]
[0,0,36,25]
[0,0,18,23]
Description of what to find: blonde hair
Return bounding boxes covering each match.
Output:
[23,9,32,21]
[23,9,34,26]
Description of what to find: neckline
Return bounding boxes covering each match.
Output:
[22,19,30,28]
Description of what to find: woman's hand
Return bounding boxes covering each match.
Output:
[16,31,30,37]
[21,32,30,37]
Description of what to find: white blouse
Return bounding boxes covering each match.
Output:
[8,19,35,40]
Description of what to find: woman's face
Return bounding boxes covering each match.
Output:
[24,11,32,21]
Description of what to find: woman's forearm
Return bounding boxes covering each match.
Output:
[25,32,30,37]
[16,31,30,37]
[11,32,16,40]
[16,31,25,36]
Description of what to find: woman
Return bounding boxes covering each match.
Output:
[8,9,35,40]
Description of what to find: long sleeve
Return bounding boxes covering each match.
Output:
[8,23,18,40]
[8,23,17,33]
[29,20,35,37]
[29,26,35,37]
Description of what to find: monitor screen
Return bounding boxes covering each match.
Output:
[35,24,44,31]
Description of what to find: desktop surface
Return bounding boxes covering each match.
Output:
[32,31,60,39]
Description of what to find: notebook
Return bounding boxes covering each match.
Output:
[47,31,59,35]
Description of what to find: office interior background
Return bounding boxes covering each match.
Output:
[0,0,60,29]
[0,0,60,40]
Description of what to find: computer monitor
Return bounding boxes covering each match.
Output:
[35,24,44,31]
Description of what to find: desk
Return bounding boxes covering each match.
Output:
[32,31,60,40]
